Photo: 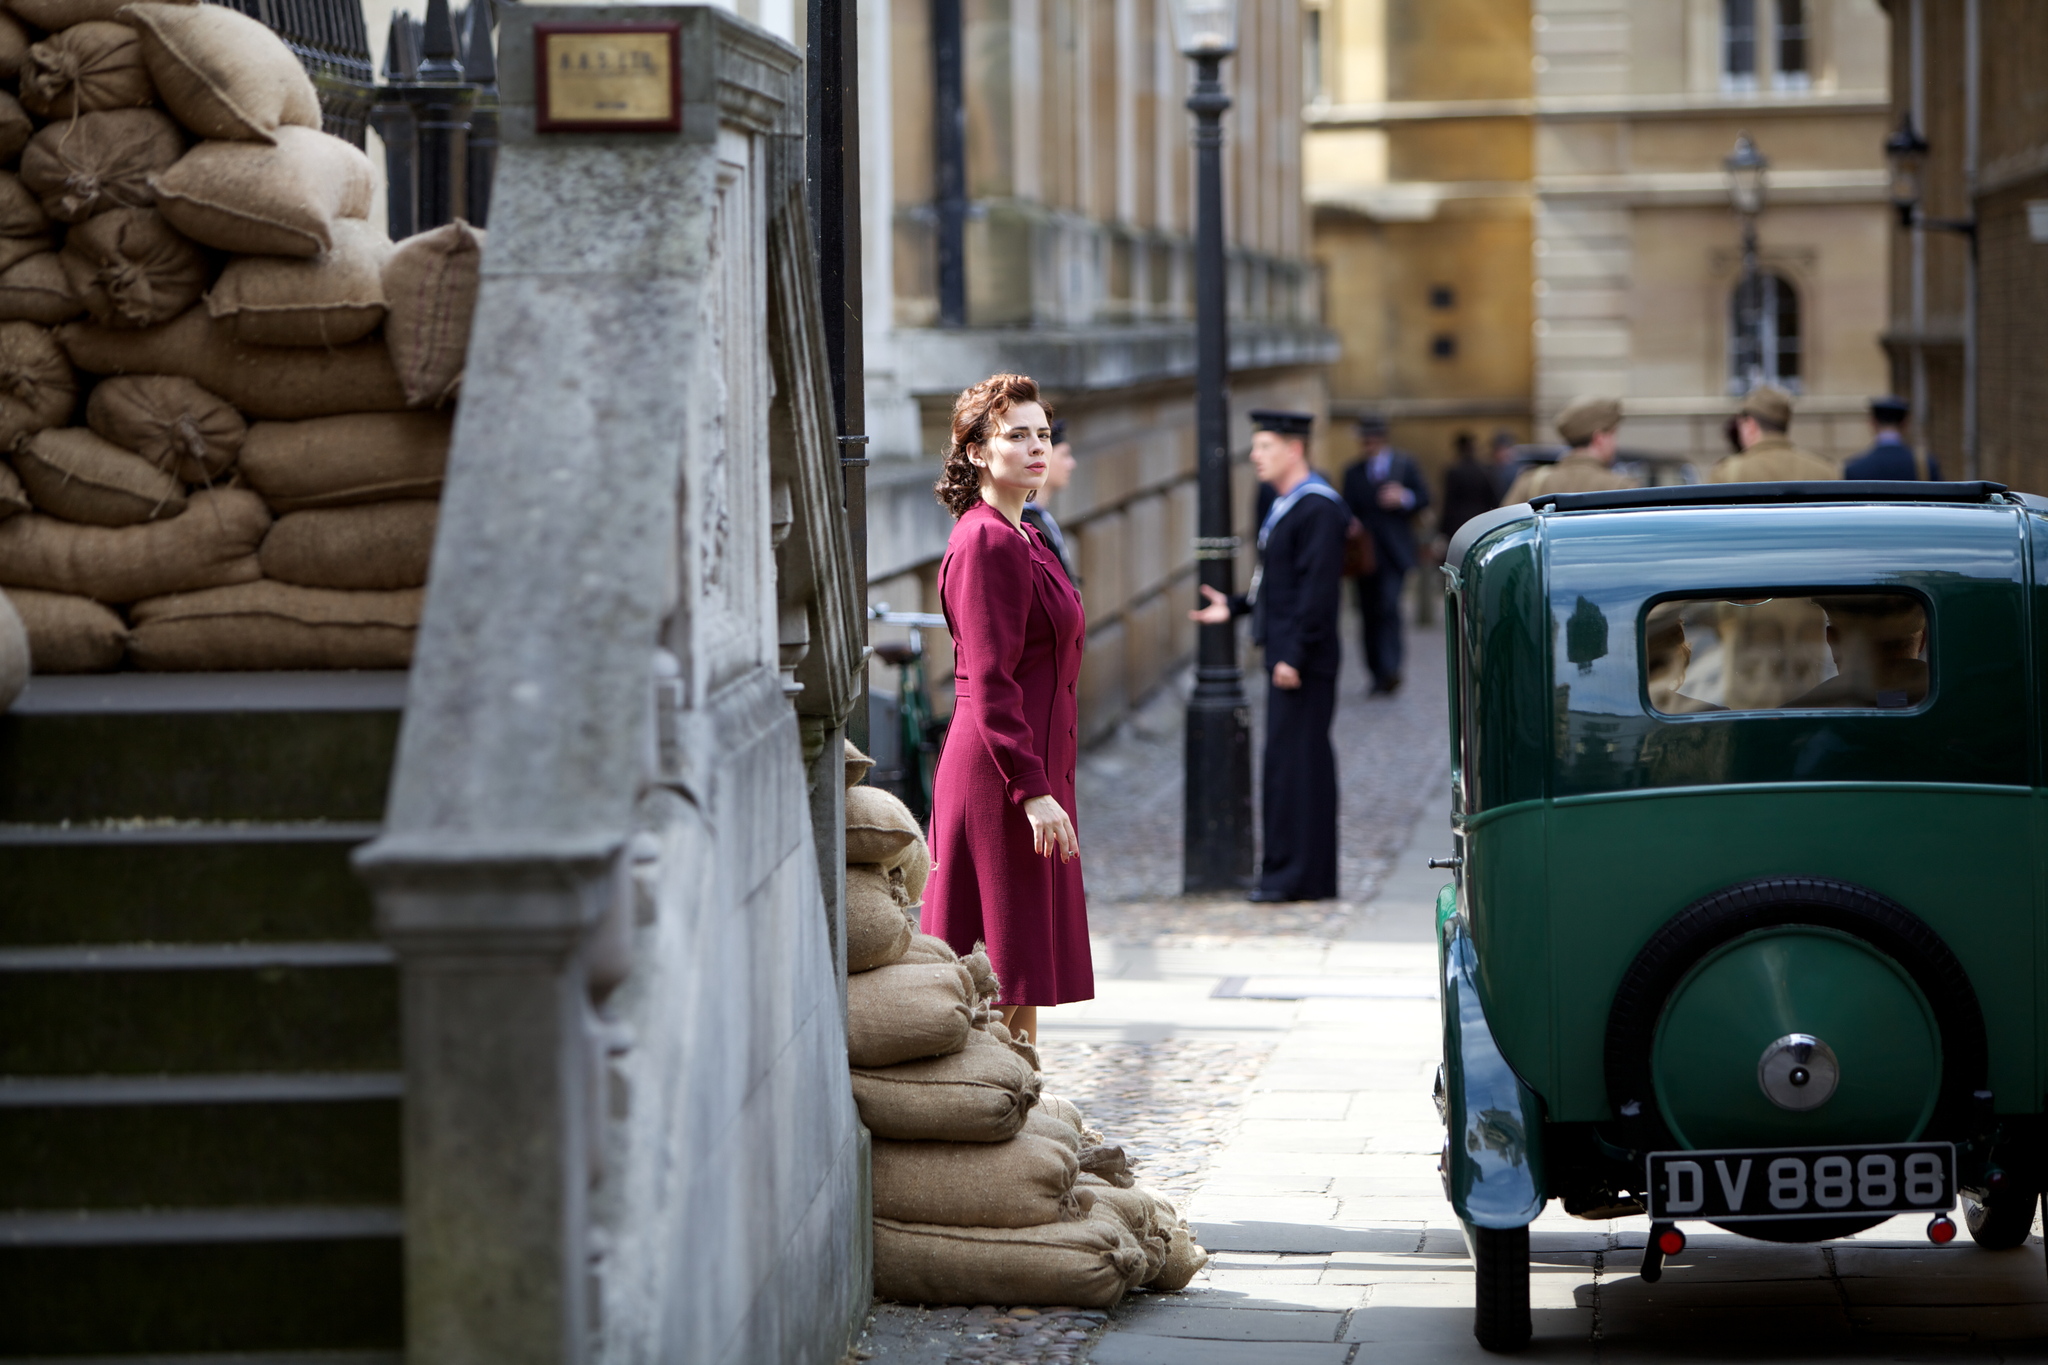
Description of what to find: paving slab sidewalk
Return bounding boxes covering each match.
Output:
[1061,782,2048,1363]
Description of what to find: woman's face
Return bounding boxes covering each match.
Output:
[973,401,1052,497]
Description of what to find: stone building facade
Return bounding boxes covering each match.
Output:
[1881,0,2048,491]
[858,0,1336,742]
[1308,0,1891,493]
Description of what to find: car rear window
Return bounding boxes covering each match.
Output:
[1643,591,1930,715]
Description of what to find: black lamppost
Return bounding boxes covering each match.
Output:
[1725,132,1768,394]
[1174,0,1253,894]
[1885,111,1979,478]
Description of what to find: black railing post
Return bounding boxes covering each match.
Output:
[371,12,421,240]
[398,0,471,232]
[932,0,965,328]
[462,0,497,227]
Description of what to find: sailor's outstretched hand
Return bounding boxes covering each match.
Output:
[1190,584,1232,625]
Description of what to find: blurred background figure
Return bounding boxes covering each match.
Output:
[1342,414,1429,696]
[1020,417,1081,586]
[1844,397,1935,481]
[1710,386,1839,482]
[1489,429,1521,501]
[1439,429,1498,543]
[1502,397,1636,504]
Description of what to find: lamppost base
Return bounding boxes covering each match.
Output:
[1184,663,1254,893]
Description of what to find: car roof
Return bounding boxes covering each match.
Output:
[1445,481,2046,570]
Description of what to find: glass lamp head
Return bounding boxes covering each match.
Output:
[1724,132,1768,218]
[1885,114,1930,226]
[1171,0,1239,57]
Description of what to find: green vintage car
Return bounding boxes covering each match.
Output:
[1434,480,2048,1351]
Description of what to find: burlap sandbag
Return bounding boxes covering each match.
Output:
[0,254,83,326]
[850,1045,1040,1143]
[61,208,208,329]
[154,127,372,258]
[234,411,450,511]
[872,1134,1083,1228]
[897,932,959,965]
[0,175,53,243]
[0,323,77,449]
[85,374,241,482]
[382,218,482,407]
[844,737,875,787]
[1083,1193,1166,1286]
[59,307,408,419]
[0,463,27,518]
[846,783,920,863]
[983,1017,1040,1072]
[1021,1105,1082,1153]
[958,944,999,1003]
[119,2,319,142]
[257,500,437,592]
[20,21,154,118]
[0,12,30,80]
[207,217,388,347]
[0,589,24,709]
[129,580,419,671]
[895,835,931,903]
[1150,1220,1210,1292]
[2,585,127,671]
[14,425,183,525]
[13,0,193,30]
[0,93,31,167]
[1039,1093,1104,1146]
[21,109,185,224]
[0,485,263,601]
[873,1216,1143,1309]
[845,960,974,1068]
[847,864,914,974]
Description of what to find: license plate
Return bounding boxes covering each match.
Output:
[1645,1142,1955,1221]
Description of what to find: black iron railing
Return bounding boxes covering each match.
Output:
[207,0,496,237]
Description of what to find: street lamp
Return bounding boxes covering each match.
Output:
[1724,132,1768,394]
[1174,0,1253,894]
[1885,114,1930,230]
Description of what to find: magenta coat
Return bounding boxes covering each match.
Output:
[922,501,1094,1006]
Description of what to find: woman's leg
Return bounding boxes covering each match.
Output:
[1001,1004,1039,1043]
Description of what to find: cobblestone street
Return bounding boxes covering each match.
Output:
[857,609,2048,1364]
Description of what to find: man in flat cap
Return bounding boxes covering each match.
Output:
[1191,409,1348,903]
[1708,384,1839,483]
[1341,414,1430,696]
[1501,396,1637,504]
[1844,396,1937,481]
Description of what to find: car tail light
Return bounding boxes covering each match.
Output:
[1656,1227,1686,1256]
[1927,1214,1957,1244]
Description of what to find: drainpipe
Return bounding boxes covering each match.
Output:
[933,0,967,327]
[1962,0,1979,479]
[1908,0,1926,467]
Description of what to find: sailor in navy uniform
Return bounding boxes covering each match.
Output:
[1844,396,1938,481]
[1192,409,1350,902]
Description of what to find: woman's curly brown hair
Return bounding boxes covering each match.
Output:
[934,373,1053,518]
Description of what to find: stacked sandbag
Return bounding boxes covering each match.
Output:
[0,3,484,672]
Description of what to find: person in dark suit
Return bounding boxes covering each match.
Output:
[1843,396,1937,481]
[1341,414,1430,696]
[1191,409,1348,903]
[1020,417,1081,584]
[1440,430,1498,542]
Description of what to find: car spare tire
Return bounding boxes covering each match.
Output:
[1605,877,1987,1241]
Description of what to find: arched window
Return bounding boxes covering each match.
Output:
[1730,272,1801,393]
[1723,0,1758,92]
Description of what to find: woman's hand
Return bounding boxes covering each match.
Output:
[1189,584,1232,625]
[1024,794,1078,861]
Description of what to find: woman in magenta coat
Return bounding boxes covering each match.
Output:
[923,373,1092,1044]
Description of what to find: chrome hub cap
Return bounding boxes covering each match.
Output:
[1757,1033,1840,1111]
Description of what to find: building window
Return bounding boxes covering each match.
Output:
[1729,272,1801,393]
[1723,0,1758,92]
[1775,0,1810,90]
[1431,334,1458,360]
[1429,284,1455,310]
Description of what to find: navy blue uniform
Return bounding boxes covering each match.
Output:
[1844,435,1937,481]
[1229,478,1349,900]
[1342,449,1431,691]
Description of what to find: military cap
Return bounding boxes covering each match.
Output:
[1250,409,1314,436]
[1556,396,1622,447]
[1738,384,1795,429]
[1869,395,1910,424]
[1355,412,1390,436]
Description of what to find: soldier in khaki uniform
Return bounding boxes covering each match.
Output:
[1501,396,1638,505]
[1707,385,1839,483]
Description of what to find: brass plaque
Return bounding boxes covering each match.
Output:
[536,24,681,132]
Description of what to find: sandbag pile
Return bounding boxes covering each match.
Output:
[0,0,484,673]
[841,743,1211,1306]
